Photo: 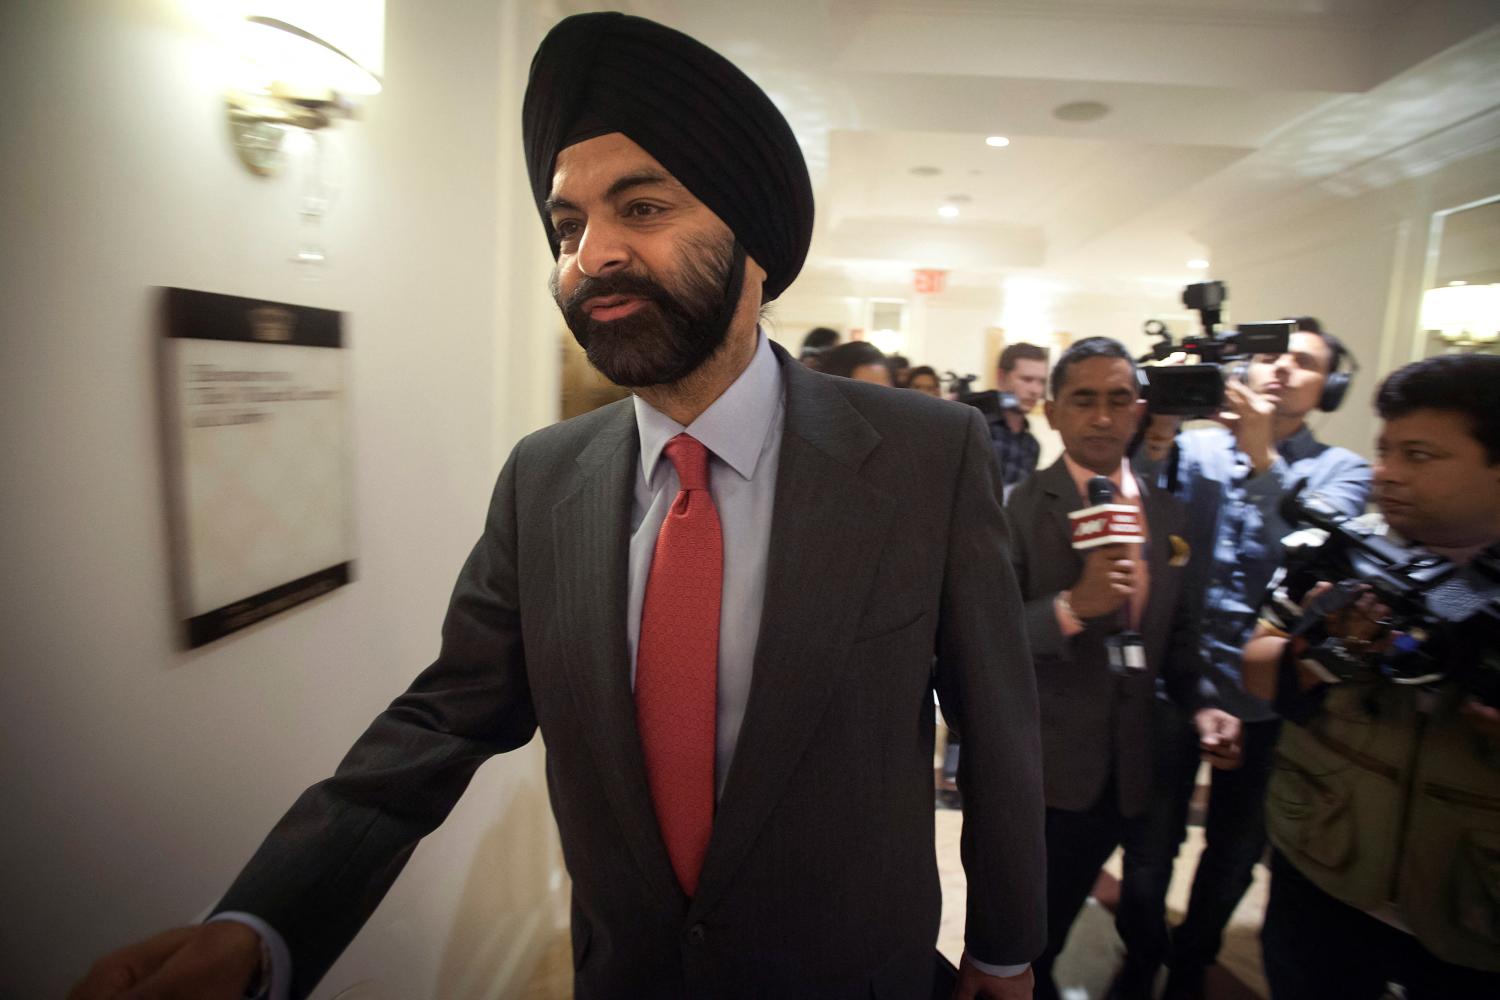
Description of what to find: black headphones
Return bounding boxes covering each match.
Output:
[1316,330,1358,412]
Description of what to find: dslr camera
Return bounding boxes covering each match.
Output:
[1136,281,1293,417]
[1272,486,1500,705]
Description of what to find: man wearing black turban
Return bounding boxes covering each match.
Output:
[71,14,1044,1000]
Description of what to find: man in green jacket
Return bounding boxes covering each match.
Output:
[1244,352,1500,998]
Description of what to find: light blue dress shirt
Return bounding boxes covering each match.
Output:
[627,331,784,795]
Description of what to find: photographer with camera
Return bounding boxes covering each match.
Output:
[1134,309,1372,998]
[1241,352,1500,998]
[988,342,1050,493]
[1007,337,1241,1000]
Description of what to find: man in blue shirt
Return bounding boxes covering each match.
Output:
[1134,319,1371,999]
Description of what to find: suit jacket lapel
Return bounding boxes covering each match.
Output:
[551,401,682,910]
[690,355,895,918]
[1038,459,1085,588]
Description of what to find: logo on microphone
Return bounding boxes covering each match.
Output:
[1075,515,1108,536]
[1069,505,1145,549]
[1072,474,1144,549]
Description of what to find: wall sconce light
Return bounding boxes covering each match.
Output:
[226,2,385,177]
[1420,282,1500,352]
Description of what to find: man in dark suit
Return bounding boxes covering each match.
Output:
[70,14,1045,1000]
[1004,338,1242,1000]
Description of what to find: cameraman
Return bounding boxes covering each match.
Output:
[1243,353,1500,998]
[990,343,1050,493]
[1134,318,1372,997]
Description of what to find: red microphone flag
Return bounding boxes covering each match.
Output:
[1068,503,1145,549]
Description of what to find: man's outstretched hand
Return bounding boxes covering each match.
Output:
[68,921,262,1000]
[952,954,1034,999]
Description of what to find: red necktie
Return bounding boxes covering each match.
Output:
[636,433,721,897]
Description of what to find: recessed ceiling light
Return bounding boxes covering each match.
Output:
[938,204,960,219]
[1053,100,1110,123]
[985,135,1010,148]
[1187,258,1210,270]
[1448,279,1469,286]
[909,165,942,177]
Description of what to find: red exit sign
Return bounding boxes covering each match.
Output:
[913,269,947,294]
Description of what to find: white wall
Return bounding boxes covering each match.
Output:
[772,273,1188,470]
[781,145,1500,474]
[0,2,565,997]
[1201,143,1500,459]
[771,279,1002,379]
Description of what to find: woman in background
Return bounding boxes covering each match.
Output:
[907,365,942,397]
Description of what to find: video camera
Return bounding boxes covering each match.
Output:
[1275,485,1500,704]
[944,371,1022,421]
[1135,281,1293,418]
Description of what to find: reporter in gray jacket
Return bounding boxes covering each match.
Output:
[1006,337,1240,1000]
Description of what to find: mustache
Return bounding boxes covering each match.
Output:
[557,271,675,320]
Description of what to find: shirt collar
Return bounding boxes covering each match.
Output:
[632,330,783,488]
[1278,423,1319,461]
[1061,452,1140,502]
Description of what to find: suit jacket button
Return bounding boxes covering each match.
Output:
[686,923,706,945]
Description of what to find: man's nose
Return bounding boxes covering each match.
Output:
[576,221,630,277]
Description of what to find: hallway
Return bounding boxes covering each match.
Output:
[933,810,1269,1000]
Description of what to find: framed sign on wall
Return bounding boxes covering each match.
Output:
[158,287,355,648]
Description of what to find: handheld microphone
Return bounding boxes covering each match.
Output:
[1089,476,1112,506]
[1069,476,1147,674]
[1068,476,1145,550]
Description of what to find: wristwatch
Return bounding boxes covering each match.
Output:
[1056,590,1084,630]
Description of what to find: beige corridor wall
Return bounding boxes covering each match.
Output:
[0,2,565,997]
[1200,142,1500,461]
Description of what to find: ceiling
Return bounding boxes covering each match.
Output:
[543,0,1500,293]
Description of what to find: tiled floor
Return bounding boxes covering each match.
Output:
[934,808,1270,999]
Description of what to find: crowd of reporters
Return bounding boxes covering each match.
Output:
[801,318,1500,1000]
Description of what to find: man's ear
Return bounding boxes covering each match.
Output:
[736,251,768,323]
[744,252,768,286]
[1044,398,1058,430]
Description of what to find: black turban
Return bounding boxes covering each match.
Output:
[522,12,814,302]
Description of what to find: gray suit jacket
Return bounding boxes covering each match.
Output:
[216,346,1047,999]
[1005,458,1206,818]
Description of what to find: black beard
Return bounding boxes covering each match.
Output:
[551,234,744,389]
